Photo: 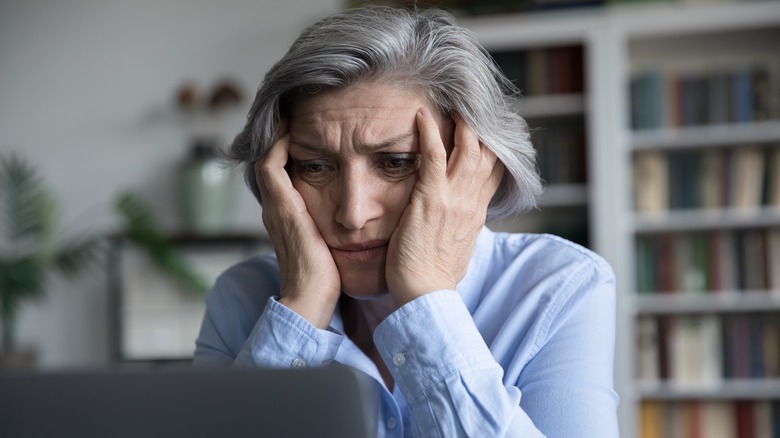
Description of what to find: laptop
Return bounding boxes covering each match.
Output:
[0,365,378,438]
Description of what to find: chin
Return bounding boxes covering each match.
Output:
[338,268,389,300]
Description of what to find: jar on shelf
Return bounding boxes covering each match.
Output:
[179,140,236,234]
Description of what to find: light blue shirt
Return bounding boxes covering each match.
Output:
[194,227,619,437]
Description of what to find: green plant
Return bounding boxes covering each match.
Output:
[0,153,101,354]
[114,192,209,295]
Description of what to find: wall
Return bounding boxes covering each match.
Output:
[0,0,343,368]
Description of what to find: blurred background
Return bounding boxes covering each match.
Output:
[1,0,779,437]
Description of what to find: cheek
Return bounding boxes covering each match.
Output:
[291,179,330,223]
[381,175,417,217]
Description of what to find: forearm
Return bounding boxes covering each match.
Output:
[233,297,343,368]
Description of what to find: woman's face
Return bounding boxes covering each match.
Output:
[287,82,453,299]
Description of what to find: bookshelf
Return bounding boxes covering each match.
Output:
[624,3,780,437]
[462,2,780,436]
[484,36,592,247]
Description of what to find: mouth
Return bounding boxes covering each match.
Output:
[330,240,388,263]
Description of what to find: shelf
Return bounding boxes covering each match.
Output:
[539,183,588,207]
[615,1,780,39]
[631,120,780,151]
[634,290,780,315]
[467,4,780,437]
[514,94,585,119]
[632,207,780,233]
[636,379,780,401]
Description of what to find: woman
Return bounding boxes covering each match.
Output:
[194,6,619,437]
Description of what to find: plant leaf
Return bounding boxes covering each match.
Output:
[53,234,105,278]
[115,192,209,294]
[0,154,51,249]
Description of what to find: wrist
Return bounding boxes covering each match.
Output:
[390,280,456,308]
[278,291,339,329]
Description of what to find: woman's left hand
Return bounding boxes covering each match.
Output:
[386,108,504,307]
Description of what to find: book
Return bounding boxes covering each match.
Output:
[768,229,780,291]
[634,150,668,214]
[674,233,708,292]
[735,401,755,438]
[700,402,735,438]
[699,149,725,210]
[698,315,723,384]
[732,146,765,211]
[708,72,731,125]
[640,400,663,438]
[743,229,768,291]
[636,315,660,383]
[491,49,526,91]
[767,147,780,207]
[763,314,779,378]
[732,68,754,123]
[753,400,772,438]
[526,48,549,96]
[636,237,657,293]
[631,71,665,130]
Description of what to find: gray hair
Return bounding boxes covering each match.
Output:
[228,6,541,219]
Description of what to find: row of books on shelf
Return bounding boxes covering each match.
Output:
[640,400,779,438]
[636,313,779,384]
[533,124,587,185]
[491,45,584,97]
[630,63,777,130]
[635,229,780,293]
[633,146,780,214]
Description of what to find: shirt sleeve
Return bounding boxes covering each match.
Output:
[372,264,618,437]
[232,297,344,369]
[193,261,344,369]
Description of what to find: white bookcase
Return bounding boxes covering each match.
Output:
[463,2,780,436]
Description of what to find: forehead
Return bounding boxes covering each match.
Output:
[290,82,427,119]
[288,83,428,147]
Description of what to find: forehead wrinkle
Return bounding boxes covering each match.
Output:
[290,127,417,155]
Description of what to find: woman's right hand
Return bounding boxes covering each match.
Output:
[255,124,342,329]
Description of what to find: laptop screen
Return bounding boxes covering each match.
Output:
[0,365,378,438]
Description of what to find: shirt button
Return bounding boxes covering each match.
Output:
[386,417,398,430]
[291,358,307,368]
[392,353,406,367]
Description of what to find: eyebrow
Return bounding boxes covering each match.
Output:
[290,131,417,154]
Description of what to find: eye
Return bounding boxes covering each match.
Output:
[379,153,419,178]
[291,159,336,184]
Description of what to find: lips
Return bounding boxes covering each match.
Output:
[330,240,388,263]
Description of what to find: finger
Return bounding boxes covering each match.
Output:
[481,157,505,200]
[479,148,506,207]
[255,131,293,203]
[416,107,447,185]
[448,113,482,178]
[273,119,289,143]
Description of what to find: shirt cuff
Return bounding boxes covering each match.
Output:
[373,290,497,400]
[233,296,344,369]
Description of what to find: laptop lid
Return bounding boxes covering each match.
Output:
[0,365,378,438]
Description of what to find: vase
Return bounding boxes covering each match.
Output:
[179,141,237,235]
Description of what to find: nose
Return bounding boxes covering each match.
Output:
[334,167,382,231]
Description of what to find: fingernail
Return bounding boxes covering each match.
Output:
[419,107,432,118]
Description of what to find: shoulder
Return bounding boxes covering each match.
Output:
[463,230,616,373]
[489,231,614,286]
[476,230,616,326]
